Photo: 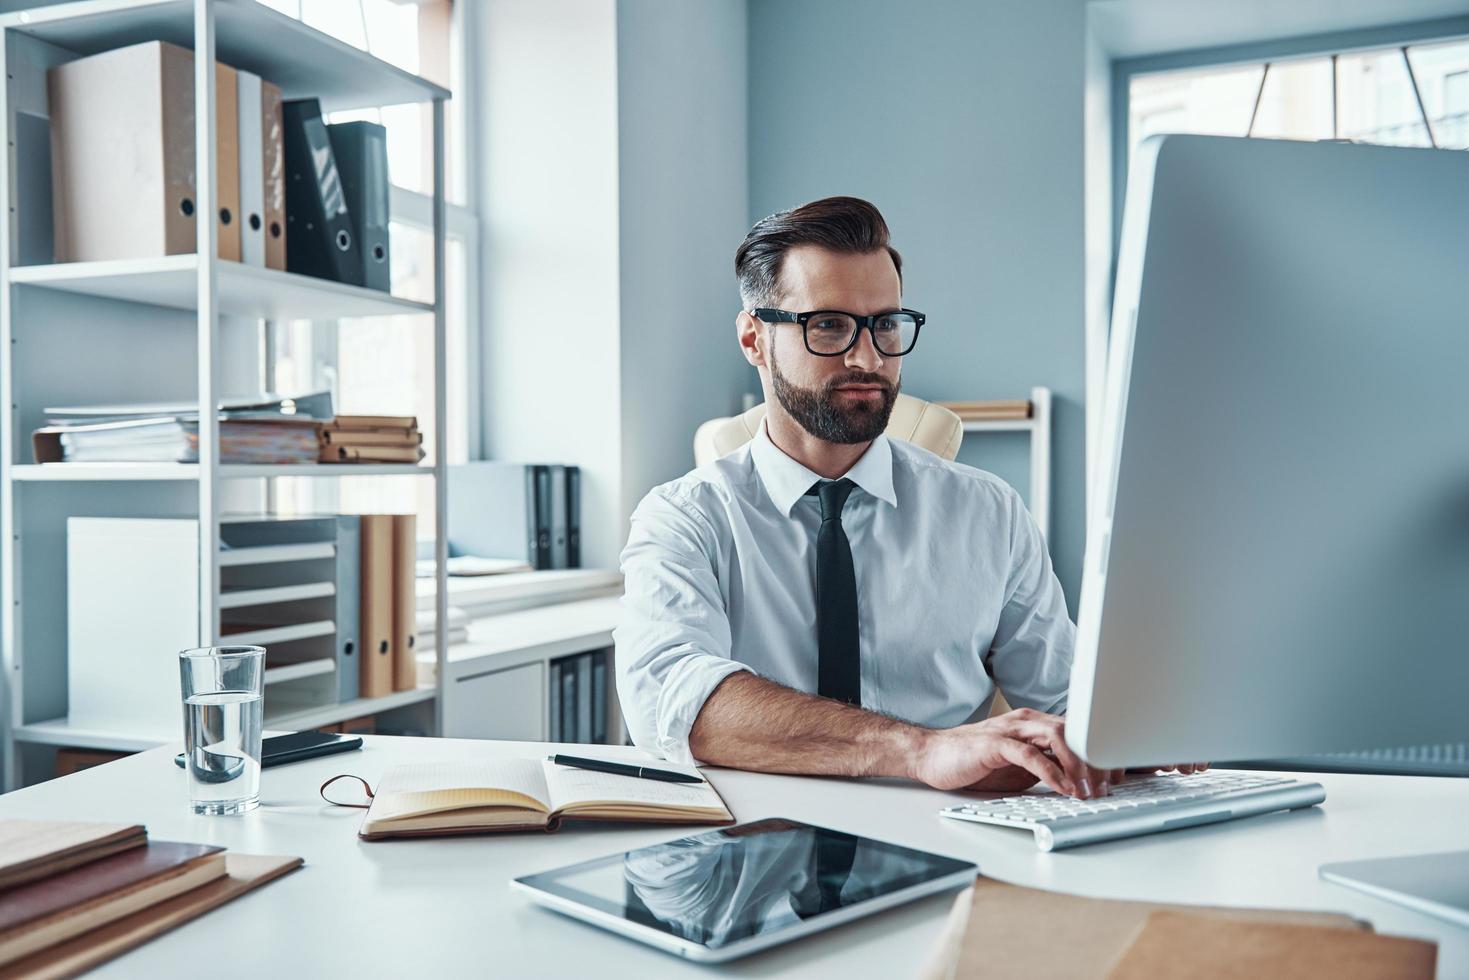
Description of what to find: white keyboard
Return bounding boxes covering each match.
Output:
[940,772,1325,851]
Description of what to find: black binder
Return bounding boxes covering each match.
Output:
[327,120,391,292]
[531,465,553,569]
[446,462,555,570]
[565,465,581,568]
[283,98,358,285]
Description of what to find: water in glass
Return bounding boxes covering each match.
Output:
[183,690,263,815]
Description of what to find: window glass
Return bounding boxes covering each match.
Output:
[1407,39,1469,149]
[1337,50,1431,147]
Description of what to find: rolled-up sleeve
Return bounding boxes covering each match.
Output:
[614,488,752,764]
[986,488,1074,715]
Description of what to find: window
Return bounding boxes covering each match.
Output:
[1127,37,1469,165]
[257,0,478,534]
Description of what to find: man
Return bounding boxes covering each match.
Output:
[615,196,1202,799]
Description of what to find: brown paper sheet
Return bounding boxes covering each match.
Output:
[1106,909,1436,980]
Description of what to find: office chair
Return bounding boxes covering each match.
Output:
[693,393,963,467]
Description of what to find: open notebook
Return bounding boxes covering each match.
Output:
[356,759,734,840]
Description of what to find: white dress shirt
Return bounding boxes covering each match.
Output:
[614,423,1074,764]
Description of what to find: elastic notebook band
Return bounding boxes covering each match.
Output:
[320,773,375,808]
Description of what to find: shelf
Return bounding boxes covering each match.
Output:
[262,657,335,686]
[960,419,1037,433]
[12,719,169,753]
[12,686,436,750]
[8,256,434,320]
[416,568,624,615]
[219,542,335,567]
[264,687,436,731]
[219,619,334,647]
[12,463,434,481]
[0,0,449,113]
[219,582,335,609]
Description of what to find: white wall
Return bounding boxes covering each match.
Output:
[475,0,624,568]
[476,0,750,569]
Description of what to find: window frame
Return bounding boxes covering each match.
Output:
[1110,16,1469,255]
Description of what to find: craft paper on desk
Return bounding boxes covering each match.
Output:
[925,877,1379,980]
[344,759,732,840]
[1107,910,1436,980]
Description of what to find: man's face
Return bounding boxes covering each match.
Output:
[748,245,904,445]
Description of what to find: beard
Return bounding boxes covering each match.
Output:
[769,347,900,445]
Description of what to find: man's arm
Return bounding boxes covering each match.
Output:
[689,672,1115,798]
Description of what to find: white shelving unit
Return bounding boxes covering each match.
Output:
[959,385,1052,538]
[0,0,452,788]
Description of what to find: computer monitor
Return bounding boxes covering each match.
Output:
[1066,133,1469,769]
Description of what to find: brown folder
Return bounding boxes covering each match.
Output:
[0,821,145,892]
[213,61,241,262]
[0,842,225,968]
[0,853,301,980]
[49,40,241,263]
[359,515,395,698]
[391,514,419,692]
[261,80,287,271]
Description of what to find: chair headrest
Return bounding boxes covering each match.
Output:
[693,393,963,467]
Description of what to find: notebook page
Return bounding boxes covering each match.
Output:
[369,760,550,822]
[543,760,730,817]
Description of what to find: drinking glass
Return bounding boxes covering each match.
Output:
[179,645,265,815]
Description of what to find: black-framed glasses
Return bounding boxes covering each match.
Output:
[751,308,925,357]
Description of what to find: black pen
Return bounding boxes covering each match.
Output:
[548,754,704,784]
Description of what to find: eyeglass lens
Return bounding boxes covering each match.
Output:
[806,312,918,356]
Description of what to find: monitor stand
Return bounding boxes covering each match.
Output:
[1320,850,1469,928]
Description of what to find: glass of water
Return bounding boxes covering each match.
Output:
[179,645,265,815]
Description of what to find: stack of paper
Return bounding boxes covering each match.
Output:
[0,819,300,977]
[318,415,425,464]
[31,392,333,464]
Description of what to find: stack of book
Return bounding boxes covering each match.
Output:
[937,398,1032,422]
[318,415,425,464]
[0,819,300,976]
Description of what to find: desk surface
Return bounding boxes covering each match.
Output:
[2,737,1465,978]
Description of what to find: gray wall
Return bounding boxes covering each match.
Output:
[617,0,752,522]
[748,0,1089,610]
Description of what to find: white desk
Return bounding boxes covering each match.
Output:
[1,738,1464,978]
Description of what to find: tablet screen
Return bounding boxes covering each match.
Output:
[516,818,975,952]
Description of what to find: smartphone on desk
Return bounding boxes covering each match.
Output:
[174,731,362,772]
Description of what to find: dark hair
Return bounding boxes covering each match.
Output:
[735,196,902,308]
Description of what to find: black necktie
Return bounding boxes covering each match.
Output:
[809,478,861,706]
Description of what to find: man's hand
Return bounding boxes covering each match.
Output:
[912,708,1120,798]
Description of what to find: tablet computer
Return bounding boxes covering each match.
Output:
[512,817,977,963]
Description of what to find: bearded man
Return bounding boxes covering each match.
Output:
[613,196,1202,800]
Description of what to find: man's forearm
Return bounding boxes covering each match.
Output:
[687,672,928,778]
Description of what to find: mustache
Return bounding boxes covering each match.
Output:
[823,372,894,394]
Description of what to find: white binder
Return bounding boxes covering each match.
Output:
[237,69,266,266]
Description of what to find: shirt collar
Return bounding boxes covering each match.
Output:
[750,421,898,516]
